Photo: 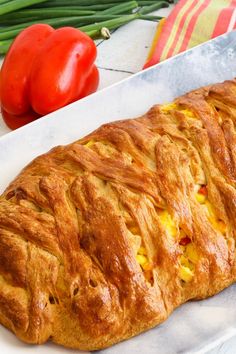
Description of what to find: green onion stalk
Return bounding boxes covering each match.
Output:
[0,0,168,55]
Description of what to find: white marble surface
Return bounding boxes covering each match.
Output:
[1,6,236,354]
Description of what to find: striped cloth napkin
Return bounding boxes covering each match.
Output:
[144,0,236,69]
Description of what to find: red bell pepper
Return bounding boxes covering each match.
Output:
[78,65,99,100]
[0,24,54,116]
[1,108,40,130]
[179,236,191,246]
[29,27,98,115]
[198,185,207,196]
[0,24,99,129]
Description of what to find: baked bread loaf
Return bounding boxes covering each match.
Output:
[0,79,236,350]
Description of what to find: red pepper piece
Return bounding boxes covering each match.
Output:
[2,108,40,130]
[0,24,54,115]
[179,236,191,246]
[198,185,207,196]
[29,27,98,115]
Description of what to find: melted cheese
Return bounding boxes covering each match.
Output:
[138,246,147,255]
[180,265,194,282]
[179,230,198,282]
[180,109,196,118]
[158,210,177,237]
[136,247,152,271]
[161,103,196,118]
[185,243,199,264]
[84,139,95,148]
[136,254,147,267]
[161,103,178,112]
[195,187,227,235]
[128,223,152,275]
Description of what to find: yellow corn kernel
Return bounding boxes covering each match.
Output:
[161,103,177,112]
[185,243,199,264]
[136,254,148,267]
[138,246,147,256]
[180,265,194,282]
[84,139,95,148]
[159,210,177,237]
[195,193,207,204]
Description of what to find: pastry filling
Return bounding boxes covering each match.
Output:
[195,185,226,235]
[161,103,196,118]
[157,208,196,282]
[158,209,177,238]
[84,144,225,284]
[84,139,95,148]
[179,235,198,282]
[136,247,152,271]
[126,222,153,283]
[83,139,116,155]
[136,246,153,283]
[177,184,227,283]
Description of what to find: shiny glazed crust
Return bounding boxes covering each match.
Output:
[0,79,236,350]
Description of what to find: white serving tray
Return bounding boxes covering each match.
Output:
[0,31,236,354]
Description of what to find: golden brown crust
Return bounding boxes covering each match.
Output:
[1,79,236,350]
